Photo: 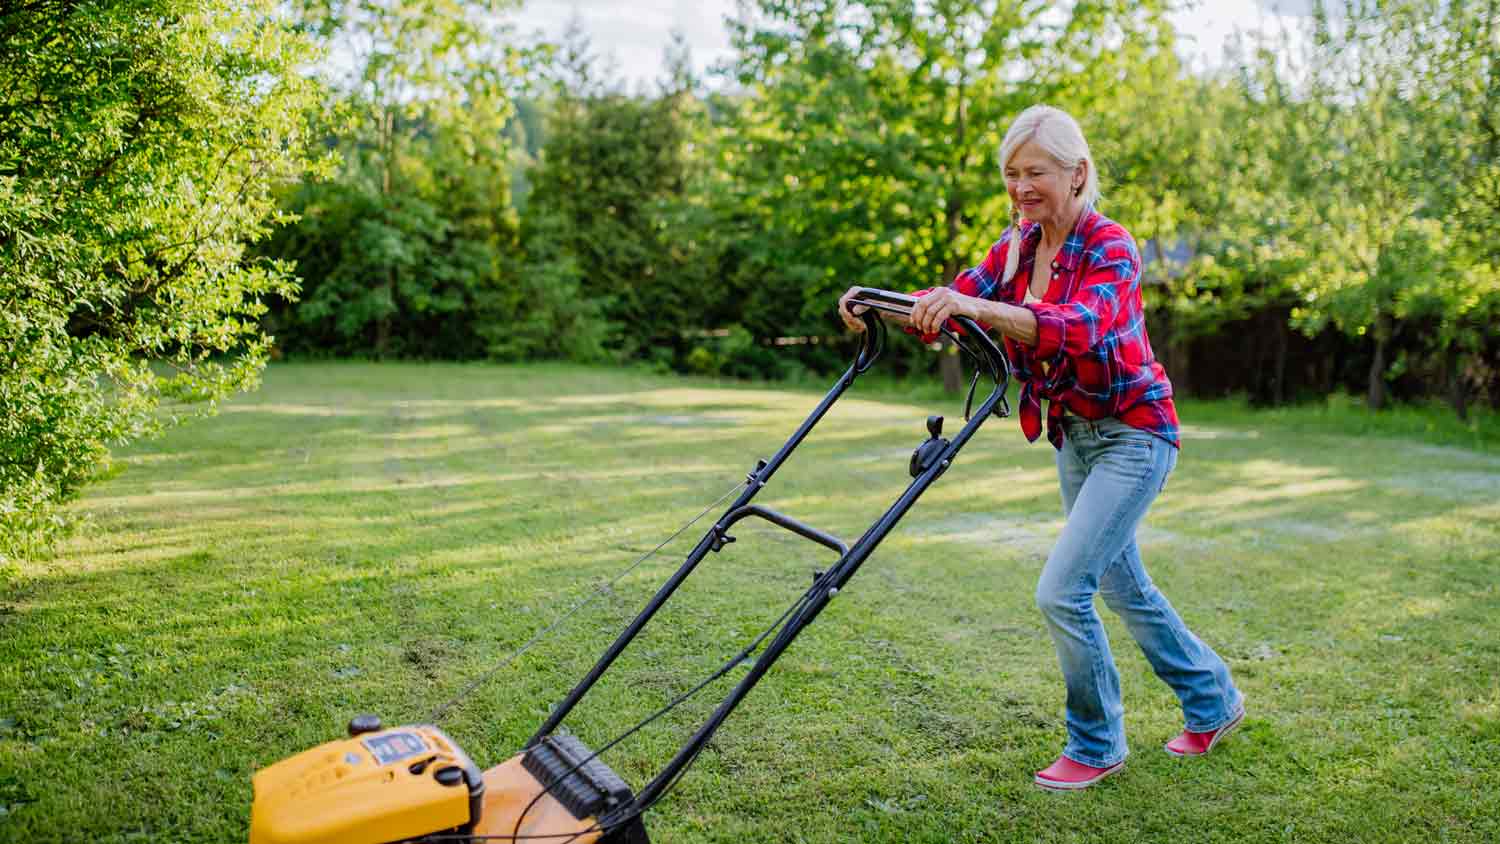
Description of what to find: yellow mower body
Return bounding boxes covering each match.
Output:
[250,723,610,844]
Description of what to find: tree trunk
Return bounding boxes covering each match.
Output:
[939,239,963,394]
[1249,310,1270,406]
[377,106,395,360]
[1446,344,1469,421]
[1367,311,1392,410]
[1163,311,1191,396]
[1319,331,1336,395]
[938,74,967,395]
[1272,311,1289,406]
[940,341,963,393]
[376,276,392,359]
[1169,336,1191,397]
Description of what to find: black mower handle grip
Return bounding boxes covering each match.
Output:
[847,286,1010,390]
[847,286,920,315]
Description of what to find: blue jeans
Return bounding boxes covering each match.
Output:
[1036,415,1241,767]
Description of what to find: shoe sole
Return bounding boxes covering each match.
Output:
[1033,760,1125,791]
[1165,706,1245,758]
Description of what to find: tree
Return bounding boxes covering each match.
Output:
[261,0,528,358]
[501,23,714,366]
[1247,0,1498,411]
[1420,0,1500,416]
[0,0,326,562]
[1154,54,1327,404]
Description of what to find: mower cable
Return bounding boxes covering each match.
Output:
[500,582,824,843]
[414,586,817,843]
[427,477,753,724]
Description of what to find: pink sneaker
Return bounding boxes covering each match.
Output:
[1165,705,1245,757]
[1033,755,1126,791]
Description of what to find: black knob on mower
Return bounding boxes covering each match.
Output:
[910,416,950,478]
[347,714,382,737]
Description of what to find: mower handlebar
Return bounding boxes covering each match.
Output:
[847,286,920,316]
[847,286,1011,391]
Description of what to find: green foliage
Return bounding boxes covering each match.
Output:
[12,0,1491,569]
[488,201,612,362]
[1198,0,1500,410]
[400,0,1497,408]
[508,25,716,365]
[242,0,1499,413]
[0,0,327,561]
[257,0,527,359]
[262,121,518,358]
[682,325,796,380]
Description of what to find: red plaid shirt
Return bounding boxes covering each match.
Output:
[915,207,1179,449]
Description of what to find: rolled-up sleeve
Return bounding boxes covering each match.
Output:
[905,235,1013,342]
[953,236,1012,302]
[1024,238,1140,360]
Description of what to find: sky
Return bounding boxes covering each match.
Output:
[507,1,1314,91]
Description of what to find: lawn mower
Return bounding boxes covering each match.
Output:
[248,287,1014,844]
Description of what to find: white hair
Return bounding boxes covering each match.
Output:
[996,105,1100,287]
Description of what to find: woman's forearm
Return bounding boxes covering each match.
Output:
[974,299,1038,347]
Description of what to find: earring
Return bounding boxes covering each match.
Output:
[1074,185,1082,197]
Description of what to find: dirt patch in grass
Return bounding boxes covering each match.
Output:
[402,639,455,680]
[905,513,1191,557]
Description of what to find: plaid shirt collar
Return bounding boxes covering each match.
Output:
[1014,206,1098,279]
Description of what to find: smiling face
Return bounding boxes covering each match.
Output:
[1003,140,1083,229]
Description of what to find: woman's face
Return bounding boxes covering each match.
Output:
[1003,140,1079,227]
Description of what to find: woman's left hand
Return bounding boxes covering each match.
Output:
[909,288,980,337]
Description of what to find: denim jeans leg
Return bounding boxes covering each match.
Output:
[1036,423,1173,767]
[1098,542,1243,731]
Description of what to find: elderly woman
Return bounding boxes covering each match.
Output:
[838,105,1244,791]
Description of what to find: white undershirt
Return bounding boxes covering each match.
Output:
[1022,286,1048,374]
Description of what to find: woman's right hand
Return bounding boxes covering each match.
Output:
[838,287,871,333]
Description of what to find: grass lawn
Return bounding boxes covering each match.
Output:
[3,361,1499,843]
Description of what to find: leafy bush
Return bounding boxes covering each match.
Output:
[0,0,326,561]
